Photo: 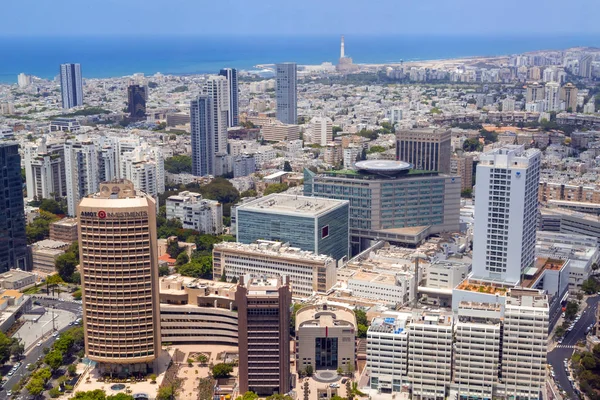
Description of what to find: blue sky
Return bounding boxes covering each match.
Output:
[2,0,599,36]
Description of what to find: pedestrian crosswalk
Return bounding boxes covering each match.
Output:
[555,345,575,349]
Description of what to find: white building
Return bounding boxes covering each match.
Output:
[64,139,98,216]
[203,76,230,176]
[17,73,31,88]
[212,240,337,298]
[544,82,561,112]
[310,116,333,146]
[347,270,412,307]
[501,98,516,112]
[472,145,541,284]
[23,138,67,201]
[386,108,403,124]
[165,191,223,234]
[343,145,361,169]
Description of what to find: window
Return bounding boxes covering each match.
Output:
[321,225,329,239]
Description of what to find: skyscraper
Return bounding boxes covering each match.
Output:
[396,128,452,173]
[190,95,213,177]
[525,82,545,103]
[127,85,147,121]
[0,142,29,272]
[544,82,561,112]
[560,82,578,112]
[276,63,297,124]
[219,68,239,127]
[202,76,230,176]
[471,145,541,284]
[579,55,593,79]
[59,63,83,109]
[78,180,161,375]
[236,275,291,396]
[64,139,99,216]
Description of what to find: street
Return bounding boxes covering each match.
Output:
[548,295,600,399]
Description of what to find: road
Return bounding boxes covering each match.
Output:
[548,296,599,399]
[1,298,82,398]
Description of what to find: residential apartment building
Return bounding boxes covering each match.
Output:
[261,123,300,142]
[219,68,239,127]
[450,155,474,191]
[236,276,291,396]
[310,116,333,146]
[213,240,337,297]
[79,180,161,374]
[165,191,223,234]
[23,138,67,201]
[396,128,451,173]
[233,155,256,178]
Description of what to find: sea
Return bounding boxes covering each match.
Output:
[0,34,599,83]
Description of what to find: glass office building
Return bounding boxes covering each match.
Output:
[235,194,349,262]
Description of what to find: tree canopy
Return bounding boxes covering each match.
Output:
[264,183,289,196]
[26,210,60,244]
[212,363,233,378]
[55,241,80,283]
[164,155,192,174]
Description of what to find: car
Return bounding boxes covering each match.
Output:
[329,383,340,388]
[6,390,11,396]
[7,371,13,377]
[558,338,564,344]
[36,341,42,347]
[52,332,59,337]
[25,363,31,369]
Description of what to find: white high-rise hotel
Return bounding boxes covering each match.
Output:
[472,145,541,283]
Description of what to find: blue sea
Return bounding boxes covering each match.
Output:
[0,34,599,83]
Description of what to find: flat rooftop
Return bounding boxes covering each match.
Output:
[349,271,398,286]
[51,218,78,227]
[237,193,347,217]
[214,240,334,263]
[296,304,356,329]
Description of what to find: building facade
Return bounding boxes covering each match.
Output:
[78,180,161,374]
[127,85,147,120]
[396,128,451,174]
[165,191,223,234]
[236,276,291,396]
[60,63,83,109]
[190,94,213,177]
[450,155,474,191]
[276,63,297,124]
[219,68,239,127]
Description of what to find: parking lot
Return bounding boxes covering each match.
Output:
[15,307,79,350]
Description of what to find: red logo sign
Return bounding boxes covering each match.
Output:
[97,210,107,219]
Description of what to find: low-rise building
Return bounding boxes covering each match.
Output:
[347,271,411,307]
[0,270,37,290]
[31,239,70,275]
[165,191,223,234]
[261,123,300,142]
[49,218,79,243]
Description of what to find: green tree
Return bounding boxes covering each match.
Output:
[26,210,60,244]
[290,303,304,335]
[240,189,257,198]
[264,183,289,196]
[305,364,314,377]
[212,363,233,378]
[55,252,78,282]
[283,161,293,172]
[354,309,367,326]
[236,392,259,400]
[54,334,75,355]
[72,289,82,300]
[367,145,386,154]
[164,155,192,174]
[44,349,64,371]
[463,138,482,152]
[582,278,599,295]
[159,265,170,276]
[461,188,473,198]
[26,377,46,396]
[266,395,293,400]
[10,340,24,360]
[176,257,212,278]
[39,199,67,215]
[73,389,109,400]
[565,301,579,320]
[198,178,240,217]
[68,364,77,376]
[0,331,13,364]
[357,324,368,338]
[175,252,189,266]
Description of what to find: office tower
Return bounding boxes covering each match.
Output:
[310,116,333,146]
[213,240,337,297]
[127,85,147,120]
[579,55,593,78]
[525,82,545,103]
[165,191,223,234]
[17,73,31,88]
[450,155,474,191]
[560,83,578,112]
[295,304,356,373]
[23,138,67,201]
[59,63,83,109]
[190,95,213,176]
[78,180,161,374]
[276,63,297,124]
[396,128,451,173]
[64,139,99,216]
[305,161,461,254]
[219,68,239,127]
[544,82,561,112]
[236,275,291,396]
[235,194,349,262]
[0,143,29,272]
[471,145,541,284]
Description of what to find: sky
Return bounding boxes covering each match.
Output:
[1,0,600,36]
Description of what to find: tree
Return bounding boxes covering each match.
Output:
[26,377,46,396]
[167,240,184,259]
[264,183,289,196]
[54,334,75,355]
[355,309,367,326]
[72,289,82,300]
[290,303,304,334]
[463,138,482,152]
[345,362,355,375]
[461,188,473,198]
[212,363,233,379]
[176,256,212,278]
[305,364,314,377]
[159,265,170,276]
[357,324,368,338]
[266,395,293,400]
[565,301,579,320]
[283,161,293,172]
[44,349,64,371]
[73,390,109,400]
[367,145,386,154]
[236,392,259,400]
[582,277,600,295]
[26,210,60,244]
[175,252,189,266]
[10,340,24,360]
[577,292,584,301]
[164,155,192,174]
[240,189,257,198]
[39,199,67,215]
[68,364,77,376]
[55,241,80,282]
[336,366,343,375]
[0,331,13,364]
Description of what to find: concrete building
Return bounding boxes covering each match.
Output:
[561,83,579,112]
[64,138,99,216]
[450,155,474,191]
[60,63,83,109]
[526,82,545,103]
[310,116,333,146]
[78,180,161,374]
[235,194,349,262]
[472,145,541,284]
[190,94,213,177]
[539,207,600,240]
[165,191,222,234]
[501,98,516,112]
[579,55,593,79]
[17,73,31,88]
[213,240,337,298]
[0,143,29,272]
[50,218,78,243]
[276,62,297,124]
[295,304,356,373]
[0,270,37,290]
[236,275,291,396]
[219,68,239,127]
[49,118,81,133]
[347,270,412,307]
[396,128,451,173]
[233,155,256,178]
[343,145,361,169]
[31,239,70,274]
[261,123,300,142]
[544,82,561,112]
[23,138,67,201]
[304,161,461,254]
[127,84,146,120]
[159,275,238,345]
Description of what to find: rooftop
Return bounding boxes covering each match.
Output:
[355,160,412,174]
[236,193,348,216]
[214,240,334,263]
[296,304,356,329]
[0,270,36,283]
[32,239,70,249]
[51,218,78,227]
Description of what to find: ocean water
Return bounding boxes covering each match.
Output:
[0,34,599,83]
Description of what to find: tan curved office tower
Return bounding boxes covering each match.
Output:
[78,179,161,375]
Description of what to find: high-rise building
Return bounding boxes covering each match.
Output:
[525,82,545,103]
[17,73,31,88]
[471,145,541,284]
[396,128,451,174]
[276,63,297,124]
[59,63,83,109]
[579,55,593,79]
[23,138,67,201]
[219,68,239,127]
[127,85,147,120]
[560,82,578,112]
[236,275,291,396]
[501,98,516,112]
[78,180,161,374]
[190,94,213,177]
[310,116,333,146]
[0,143,29,272]
[64,139,99,217]
[235,194,350,262]
[305,161,461,253]
[544,82,561,112]
[450,155,474,191]
[203,76,230,176]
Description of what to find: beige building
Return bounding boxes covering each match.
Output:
[450,155,474,190]
[397,128,451,173]
[31,239,70,274]
[78,179,161,374]
[49,218,79,243]
[0,270,37,290]
[261,122,300,142]
[159,275,238,345]
[295,304,356,373]
[560,83,579,112]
